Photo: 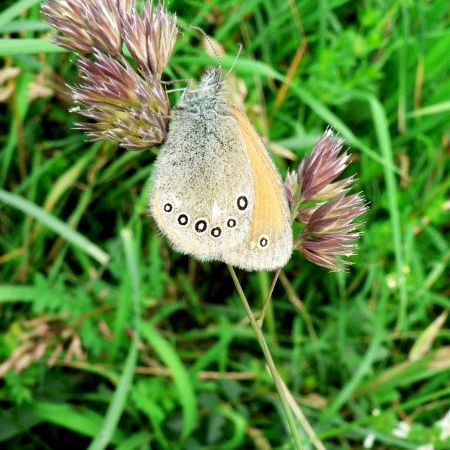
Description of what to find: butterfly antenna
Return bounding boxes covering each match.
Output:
[225,43,243,79]
[161,79,191,86]
[165,87,187,94]
[190,25,221,65]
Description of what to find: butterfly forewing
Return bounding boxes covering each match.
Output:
[150,106,254,261]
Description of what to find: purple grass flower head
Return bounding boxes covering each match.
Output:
[286,129,368,271]
[70,53,169,149]
[42,0,178,150]
[42,0,132,55]
[120,1,178,77]
[299,193,368,270]
[298,128,354,204]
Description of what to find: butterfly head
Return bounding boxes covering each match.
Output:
[177,67,226,114]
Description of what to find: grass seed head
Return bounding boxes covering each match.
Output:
[289,129,368,271]
[42,0,178,150]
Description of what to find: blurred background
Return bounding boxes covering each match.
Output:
[0,0,449,449]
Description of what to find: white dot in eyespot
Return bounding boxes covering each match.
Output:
[163,203,173,212]
[194,219,208,233]
[259,236,269,248]
[237,195,248,211]
[177,214,189,226]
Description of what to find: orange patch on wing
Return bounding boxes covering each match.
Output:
[231,107,290,247]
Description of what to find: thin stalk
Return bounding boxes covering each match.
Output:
[227,265,304,449]
[279,271,317,342]
[257,268,281,327]
[279,376,327,450]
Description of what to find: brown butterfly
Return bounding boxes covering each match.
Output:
[150,68,292,271]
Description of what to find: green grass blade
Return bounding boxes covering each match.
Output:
[0,407,42,442]
[215,0,264,40]
[0,285,37,303]
[87,340,139,450]
[140,322,198,440]
[0,72,30,188]
[0,0,40,29]
[87,229,141,450]
[408,100,450,117]
[288,82,397,172]
[32,402,119,441]
[0,20,51,33]
[115,431,151,450]
[364,94,408,331]
[321,319,383,421]
[0,189,109,265]
[217,405,247,449]
[0,38,64,55]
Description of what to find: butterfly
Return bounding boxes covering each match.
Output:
[149,68,292,271]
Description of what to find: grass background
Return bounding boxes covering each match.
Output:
[0,0,449,449]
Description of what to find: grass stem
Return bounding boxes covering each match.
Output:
[228,265,304,449]
[257,268,281,327]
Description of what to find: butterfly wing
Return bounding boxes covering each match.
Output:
[220,107,293,271]
[150,110,255,261]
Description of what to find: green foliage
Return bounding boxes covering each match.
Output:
[0,0,449,449]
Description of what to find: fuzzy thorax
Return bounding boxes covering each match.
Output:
[177,68,228,114]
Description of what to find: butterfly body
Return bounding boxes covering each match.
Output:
[150,68,292,271]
